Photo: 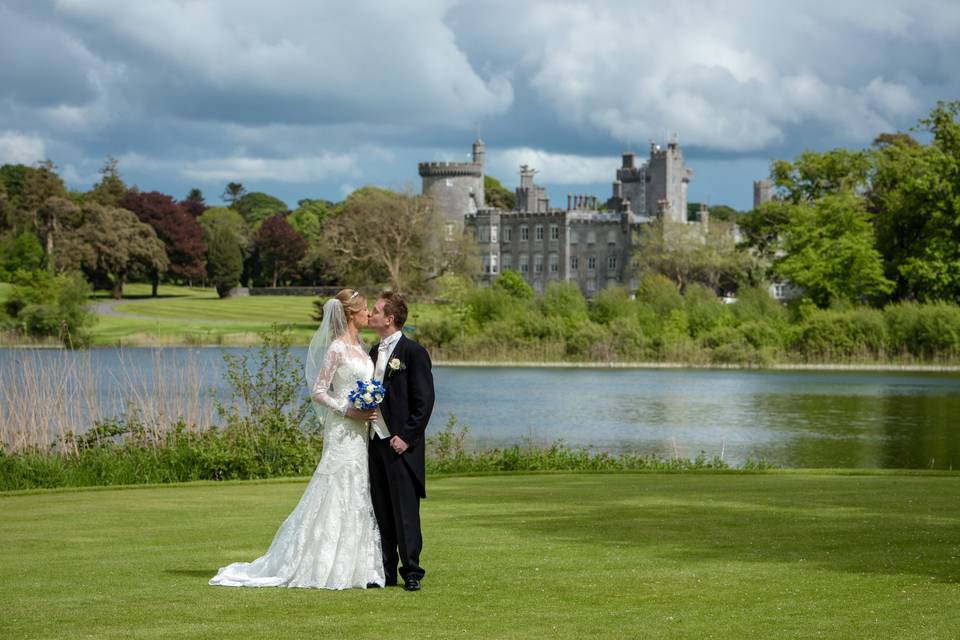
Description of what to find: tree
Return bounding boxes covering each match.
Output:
[0,162,68,238]
[252,214,306,287]
[773,192,893,307]
[0,231,45,279]
[221,182,246,208]
[181,188,207,217]
[771,148,872,203]
[492,269,534,299]
[55,200,169,299]
[197,206,249,248]
[634,219,753,294]
[485,175,516,211]
[324,187,437,292]
[870,101,960,302]
[2,268,95,347]
[119,191,207,295]
[236,191,288,228]
[287,199,334,244]
[206,226,243,298]
[88,156,128,206]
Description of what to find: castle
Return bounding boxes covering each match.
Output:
[419,139,695,297]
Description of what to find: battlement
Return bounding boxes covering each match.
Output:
[418,162,483,178]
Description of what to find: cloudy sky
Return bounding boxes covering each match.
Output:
[2,0,958,211]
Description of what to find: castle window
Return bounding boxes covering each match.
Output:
[608,255,617,271]
[504,227,512,242]
[586,279,596,294]
[534,254,543,274]
[502,253,512,270]
[520,225,529,241]
[535,225,544,241]
[587,230,596,245]
[549,254,559,273]
[550,224,559,240]
[519,254,529,274]
[587,256,597,272]
[482,254,490,274]
[533,280,543,293]
[491,226,498,243]
[607,230,617,244]
[491,254,499,274]
[570,256,579,271]
[479,227,489,243]
[570,229,578,244]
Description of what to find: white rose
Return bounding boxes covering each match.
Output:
[363,392,373,403]
[389,358,401,370]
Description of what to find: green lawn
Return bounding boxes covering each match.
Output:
[2,472,958,638]
[87,284,443,346]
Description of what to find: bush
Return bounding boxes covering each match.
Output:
[590,286,632,324]
[884,301,960,359]
[0,231,45,280]
[789,307,887,360]
[635,273,683,317]
[683,283,734,338]
[2,269,95,347]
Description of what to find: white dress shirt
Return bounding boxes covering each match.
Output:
[371,330,403,439]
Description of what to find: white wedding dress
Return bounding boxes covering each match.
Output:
[209,338,385,589]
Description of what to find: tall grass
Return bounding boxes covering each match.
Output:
[0,348,214,454]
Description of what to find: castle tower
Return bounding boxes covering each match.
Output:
[753,179,773,208]
[617,151,646,215]
[516,165,548,212]
[419,139,486,225]
[645,141,692,223]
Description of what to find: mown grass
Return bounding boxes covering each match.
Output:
[86,283,443,346]
[1,472,958,639]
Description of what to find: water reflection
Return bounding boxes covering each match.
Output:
[1,348,958,469]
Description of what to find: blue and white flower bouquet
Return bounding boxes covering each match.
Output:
[348,379,385,410]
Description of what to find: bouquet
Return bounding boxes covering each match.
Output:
[348,379,385,410]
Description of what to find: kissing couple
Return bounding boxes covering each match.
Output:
[210,288,435,591]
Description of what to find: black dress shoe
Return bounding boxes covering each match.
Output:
[366,582,383,589]
[403,577,421,591]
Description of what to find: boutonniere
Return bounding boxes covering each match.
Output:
[387,357,406,377]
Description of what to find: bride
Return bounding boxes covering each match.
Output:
[209,288,386,589]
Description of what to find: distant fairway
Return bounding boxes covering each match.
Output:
[1,472,958,639]
[77,284,442,346]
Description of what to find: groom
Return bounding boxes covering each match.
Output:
[367,290,435,591]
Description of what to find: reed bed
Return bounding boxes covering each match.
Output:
[0,348,216,454]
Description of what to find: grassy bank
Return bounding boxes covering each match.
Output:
[1,472,958,639]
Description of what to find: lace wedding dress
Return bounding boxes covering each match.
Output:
[209,338,385,589]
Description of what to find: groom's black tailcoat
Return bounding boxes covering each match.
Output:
[369,334,435,581]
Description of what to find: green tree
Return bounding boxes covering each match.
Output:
[492,269,533,299]
[236,192,288,228]
[221,182,246,208]
[206,226,243,298]
[0,231,45,280]
[771,148,871,203]
[55,200,169,298]
[87,157,128,206]
[774,192,893,307]
[484,175,516,211]
[198,206,250,249]
[2,269,95,347]
[870,101,960,302]
[325,187,437,292]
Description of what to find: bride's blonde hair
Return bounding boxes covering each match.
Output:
[335,288,366,320]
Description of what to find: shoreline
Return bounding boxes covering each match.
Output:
[2,344,959,372]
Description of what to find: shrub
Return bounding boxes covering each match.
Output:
[789,307,887,360]
[884,301,960,359]
[2,269,95,347]
[683,283,734,338]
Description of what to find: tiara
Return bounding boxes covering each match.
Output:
[349,291,360,300]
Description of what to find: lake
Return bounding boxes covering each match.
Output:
[2,347,959,470]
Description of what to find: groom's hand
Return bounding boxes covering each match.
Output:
[390,436,408,454]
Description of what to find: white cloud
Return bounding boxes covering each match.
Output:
[119,151,359,183]
[51,0,513,127]
[489,148,614,185]
[0,131,47,164]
